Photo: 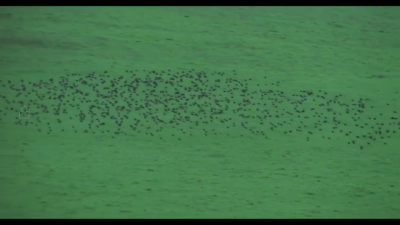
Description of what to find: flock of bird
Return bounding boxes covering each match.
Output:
[1,69,398,150]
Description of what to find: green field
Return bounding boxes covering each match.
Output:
[0,6,399,218]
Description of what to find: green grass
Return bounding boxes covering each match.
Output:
[0,6,399,218]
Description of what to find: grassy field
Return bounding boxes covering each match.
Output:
[0,6,399,218]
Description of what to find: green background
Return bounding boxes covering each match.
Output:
[0,6,399,218]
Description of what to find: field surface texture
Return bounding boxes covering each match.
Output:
[0,6,399,218]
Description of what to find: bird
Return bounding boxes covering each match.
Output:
[1,69,398,150]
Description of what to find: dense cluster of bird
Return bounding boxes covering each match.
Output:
[1,69,398,150]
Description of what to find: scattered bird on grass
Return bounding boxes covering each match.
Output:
[1,69,398,150]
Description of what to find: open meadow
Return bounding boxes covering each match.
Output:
[0,6,399,218]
